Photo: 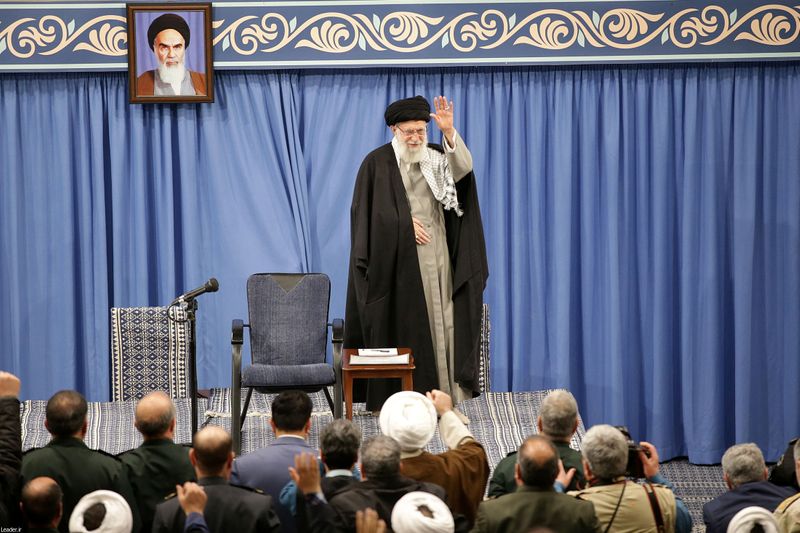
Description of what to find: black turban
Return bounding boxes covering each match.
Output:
[384,96,431,126]
[147,13,191,51]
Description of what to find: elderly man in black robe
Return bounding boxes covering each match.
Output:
[345,95,488,411]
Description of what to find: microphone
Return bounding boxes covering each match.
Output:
[171,278,219,305]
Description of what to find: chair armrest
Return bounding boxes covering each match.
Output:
[330,318,344,344]
[232,319,244,345]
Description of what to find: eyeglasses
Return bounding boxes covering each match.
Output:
[395,125,427,138]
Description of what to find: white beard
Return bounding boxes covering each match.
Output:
[157,61,186,86]
[395,133,427,164]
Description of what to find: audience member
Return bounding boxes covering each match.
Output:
[119,391,195,533]
[230,390,315,532]
[290,419,362,530]
[380,390,488,524]
[569,424,692,533]
[472,435,598,533]
[704,443,797,533]
[0,371,22,528]
[489,390,585,496]
[773,439,800,532]
[152,425,280,532]
[20,476,62,533]
[68,490,133,533]
[21,390,138,533]
[292,436,455,532]
[391,491,454,533]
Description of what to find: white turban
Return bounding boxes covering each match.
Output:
[726,506,779,533]
[391,491,454,533]
[69,490,133,533]
[379,391,437,452]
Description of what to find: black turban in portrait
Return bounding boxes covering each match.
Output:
[147,13,191,50]
[384,96,431,126]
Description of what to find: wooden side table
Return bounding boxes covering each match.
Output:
[342,348,415,420]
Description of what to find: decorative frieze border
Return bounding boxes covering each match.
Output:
[1,1,799,71]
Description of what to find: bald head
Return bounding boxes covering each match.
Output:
[191,426,233,478]
[517,435,559,489]
[21,477,63,528]
[135,392,176,440]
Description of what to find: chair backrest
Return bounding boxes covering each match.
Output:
[110,306,190,401]
[246,273,330,366]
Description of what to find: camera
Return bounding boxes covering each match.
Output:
[614,426,650,478]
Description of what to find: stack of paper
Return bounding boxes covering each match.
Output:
[350,348,409,365]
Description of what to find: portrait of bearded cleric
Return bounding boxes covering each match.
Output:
[127,4,213,103]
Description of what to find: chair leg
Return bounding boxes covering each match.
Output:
[241,388,254,431]
[323,386,335,413]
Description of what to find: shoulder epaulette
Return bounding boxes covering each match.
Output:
[230,483,265,494]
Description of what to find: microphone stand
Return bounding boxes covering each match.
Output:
[184,297,200,436]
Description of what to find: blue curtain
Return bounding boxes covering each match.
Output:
[1,63,798,463]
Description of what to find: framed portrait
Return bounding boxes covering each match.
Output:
[127,3,213,104]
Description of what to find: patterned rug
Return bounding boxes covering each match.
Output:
[20,388,723,531]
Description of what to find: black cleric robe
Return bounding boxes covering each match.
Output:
[344,142,489,409]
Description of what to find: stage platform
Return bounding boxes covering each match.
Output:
[20,389,724,531]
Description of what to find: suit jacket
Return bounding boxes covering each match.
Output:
[22,437,139,533]
[306,474,449,533]
[230,436,316,532]
[703,480,797,533]
[119,438,196,533]
[0,397,21,528]
[471,485,600,533]
[153,477,279,533]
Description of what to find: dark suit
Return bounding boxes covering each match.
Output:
[304,474,450,533]
[703,480,797,533]
[471,485,599,533]
[231,435,316,532]
[22,437,139,533]
[119,438,196,533]
[152,476,280,533]
[0,397,21,528]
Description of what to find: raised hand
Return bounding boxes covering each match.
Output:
[429,95,455,145]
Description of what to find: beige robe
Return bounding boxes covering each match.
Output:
[392,131,473,402]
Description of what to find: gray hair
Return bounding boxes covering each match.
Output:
[540,390,579,440]
[581,425,628,480]
[361,435,401,479]
[722,443,766,488]
[320,419,362,470]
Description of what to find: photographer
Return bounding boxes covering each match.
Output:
[567,425,691,533]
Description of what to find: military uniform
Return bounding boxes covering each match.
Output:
[119,438,196,533]
[21,437,139,533]
[472,485,600,533]
[774,492,800,533]
[570,478,676,533]
[489,441,585,497]
[152,476,280,533]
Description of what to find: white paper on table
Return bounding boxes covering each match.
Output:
[357,348,399,356]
